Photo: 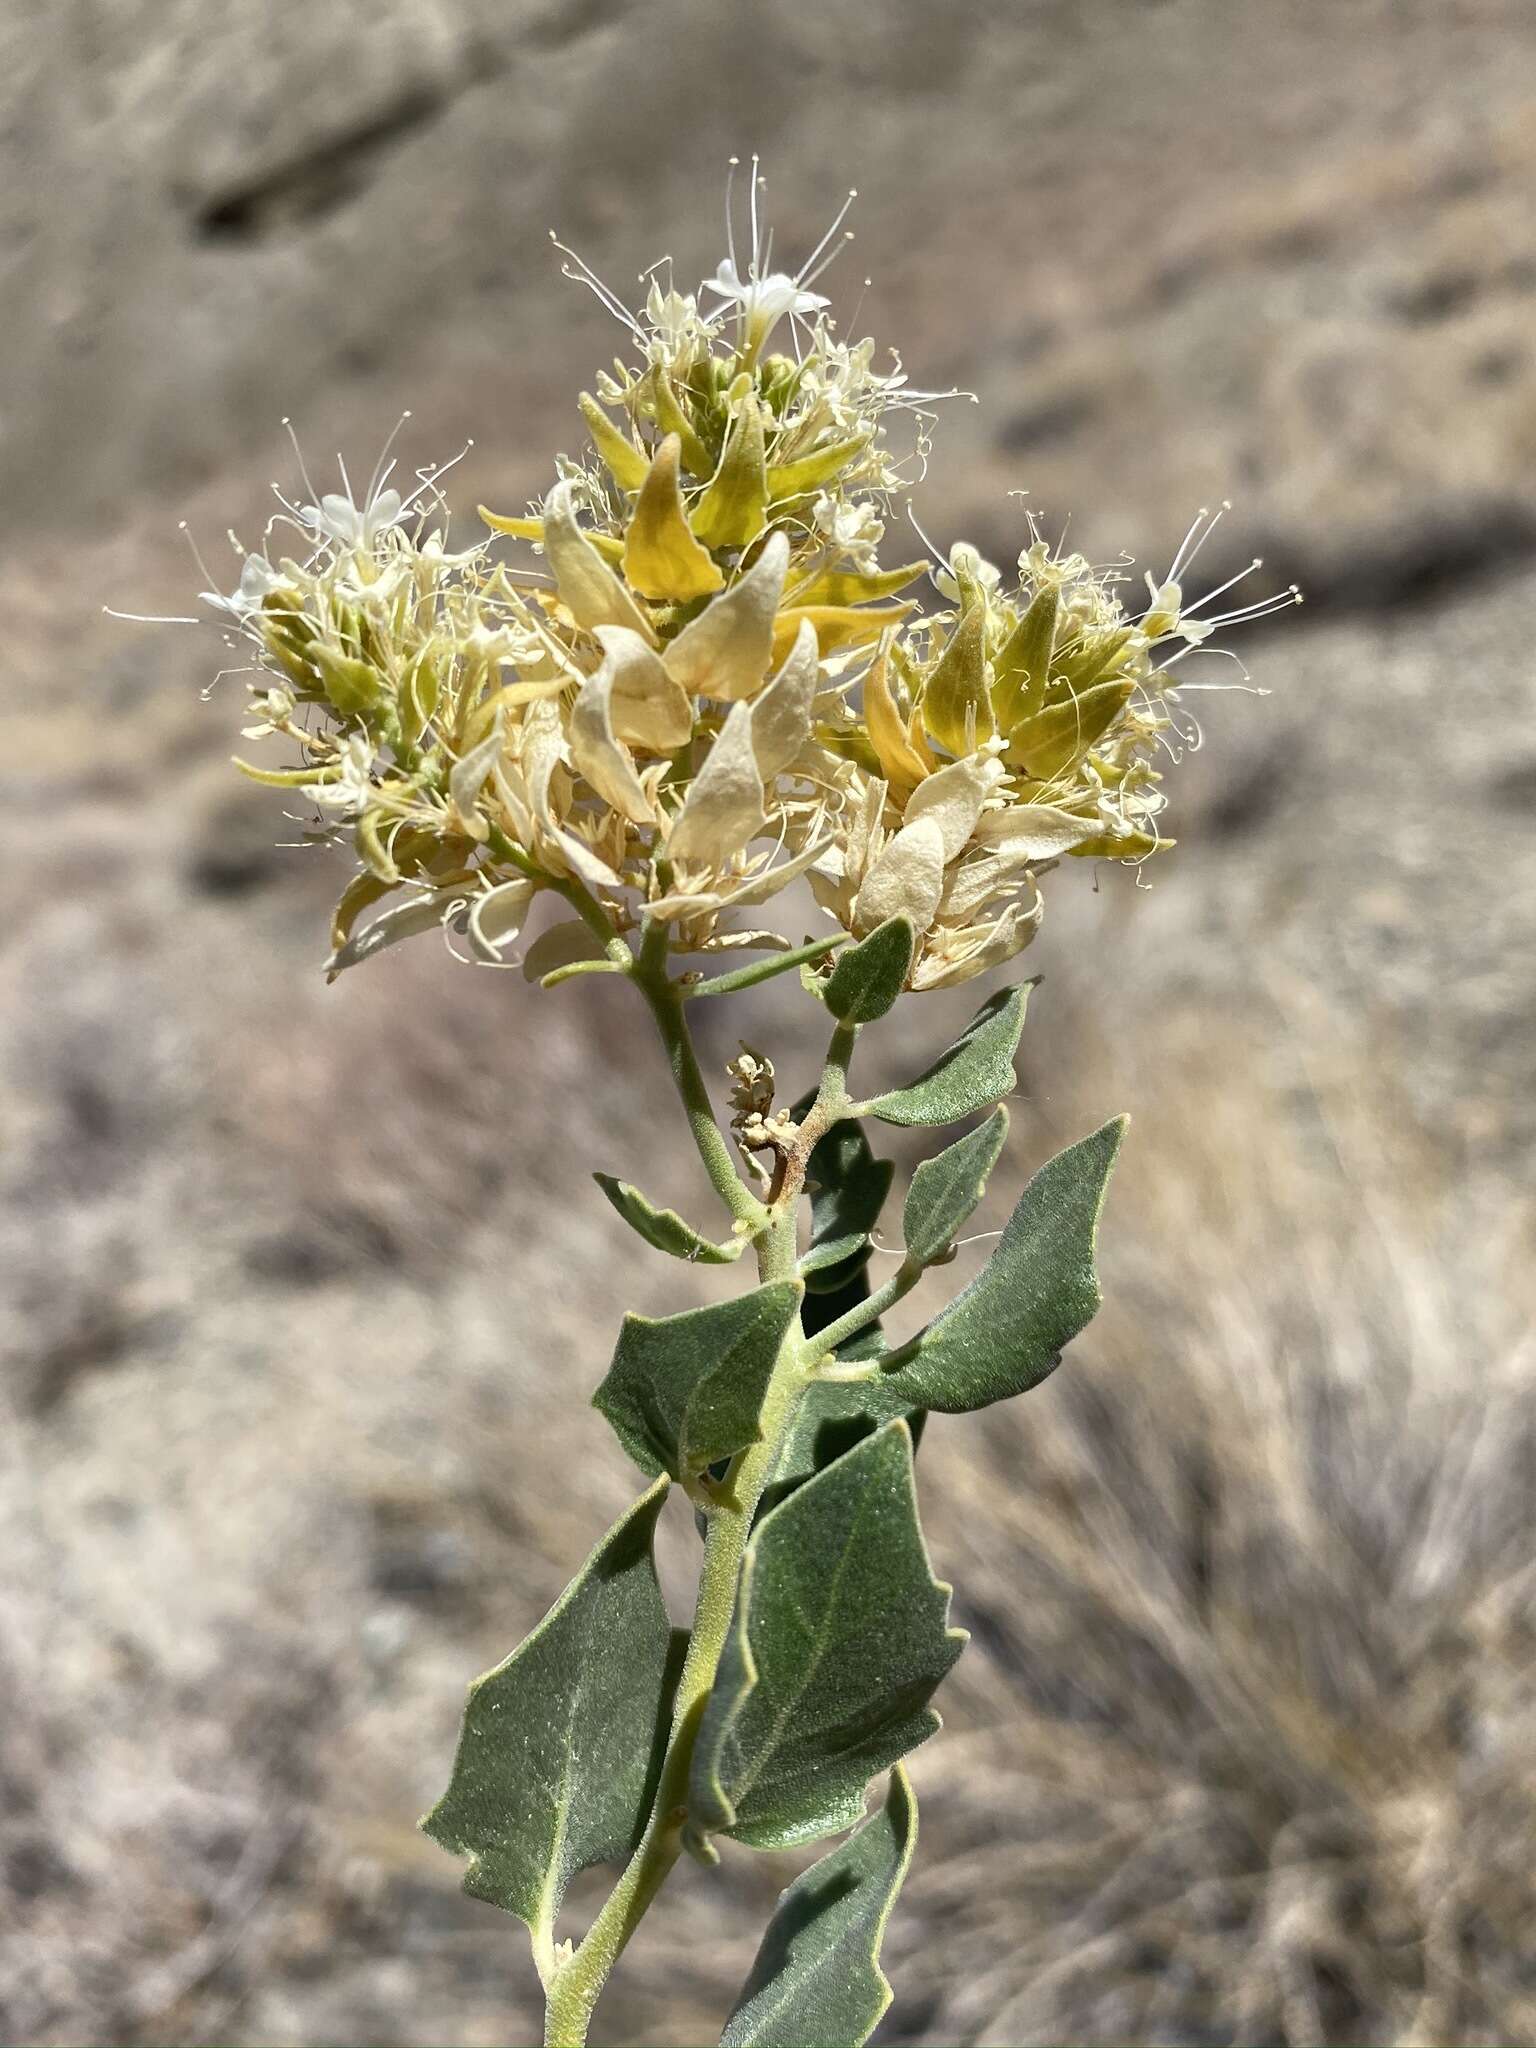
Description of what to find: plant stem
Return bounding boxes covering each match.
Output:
[629,951,766,1233]
[484,826,634,970]
[543,998,863,2045]
[804,1257,923,1366]
[683,932,848,1000]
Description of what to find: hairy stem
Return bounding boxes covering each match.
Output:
[630,949,767,1232]
[543,996,866,2046]
[805,1257,923,1367]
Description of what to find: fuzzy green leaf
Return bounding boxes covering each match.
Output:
[902,1106,1010,1268]
[800,1117,893,1282]
[720,1766,917,2048]
[421,1480,682,1947]
[687,1420,963,1853]
[878,1117,1126,1413]
[594,1173,746,1265]
[820,917,914,1024]
[860,982,1032,1127]
[760,1367,923,1520]
[594,1282,802,1482]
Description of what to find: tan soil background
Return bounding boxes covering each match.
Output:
[3,4,1533,2044]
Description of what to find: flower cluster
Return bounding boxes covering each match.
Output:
[203,171,1296,990]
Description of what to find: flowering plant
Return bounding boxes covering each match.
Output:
[199,166,1292,2046]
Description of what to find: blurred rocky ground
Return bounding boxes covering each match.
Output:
[1,2,1533,2044]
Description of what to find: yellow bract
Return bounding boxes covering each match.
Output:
[622,436,725,603]
[690,393,768,550]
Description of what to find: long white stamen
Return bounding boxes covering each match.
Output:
[366,410,413,507]
[1166,506,1209,584]
[1179,499,1231,579]
[549,233,644,340]
[282,419,322,509]
[178,520,221,591]
[1156,643,1255,681]
[904,504,950,573]
[797,188,858,286]
[1198,584,1303,629]
[749,155,763,277]
[800,230,855,292]
[1181,556,1264,616]
[104,605,201,624]
[399,438,474,519]
[725,157,740,275]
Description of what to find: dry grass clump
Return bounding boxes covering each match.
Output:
[900,1031,1535,2046]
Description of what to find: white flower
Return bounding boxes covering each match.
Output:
[934,543,1002,604]
[643,279,718,358]
[303,734,376,816]
[201,551,283,619]
[301,487,406,550]
[703,259,829,346]
[812,492,885,571]
[239,685,296,740]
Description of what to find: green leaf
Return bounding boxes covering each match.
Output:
[687,1419,963,1853]
[594,1173,746,1265]
[860,982,1032,1127]
[421,1480,683,1948]
[820,916,914,1024]
[878,1116,1126,1414]
[801,1117,893,1282]
[760,1368,921,1519]
[720,1766,917,2048]
[594,1282,802,1482]
[902,1106,1010,1268]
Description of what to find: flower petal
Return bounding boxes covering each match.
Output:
[663,532,788,703]
[919,606,992,756]
[592,625,694,752]
[448,725,510,839]
[689,394,768,551]
[522,698,623,890]
[324,890,461,979]
[464,879,537,964]
[667,701,764,868]
[542,481,655,641]
[862,639,930,799]
[901,751,1005,863]
[750,618,820,778]
[970,801,1104,861]
[571,665,656,825]
[854,814,946,937]
[647,834,832,920]
[911,893,1041,990]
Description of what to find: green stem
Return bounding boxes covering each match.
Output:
[630,952,766,1232]
[484,826,634,971]
[544,1177,802,2048]
[543,1003,864,2045]
[684,932,849,1000]
[804,1257,922,1366]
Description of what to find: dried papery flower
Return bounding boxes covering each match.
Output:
[189,172,1302,987]
[187,172,1293,995]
